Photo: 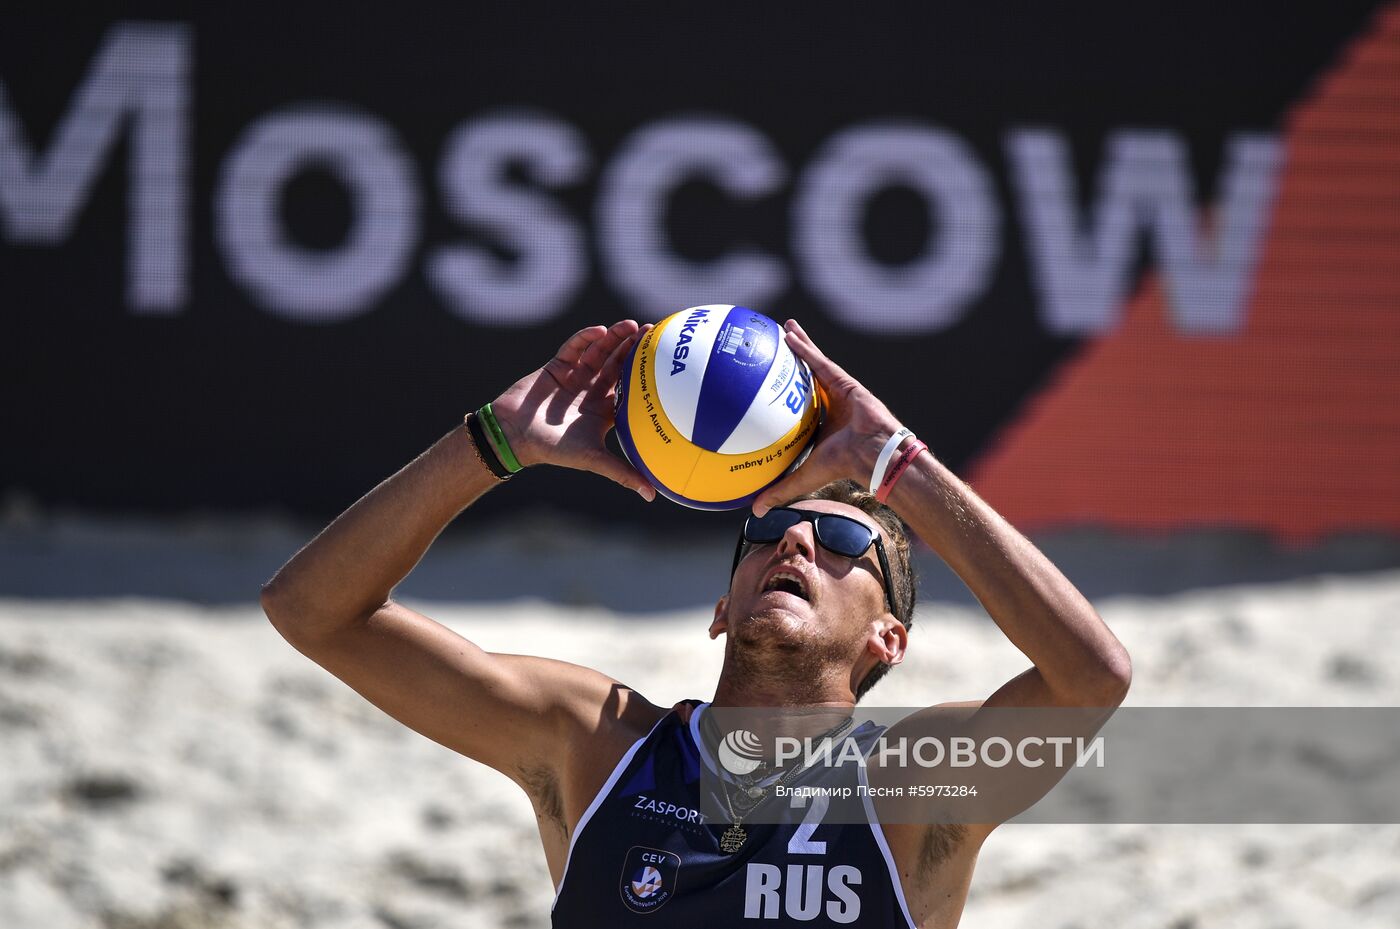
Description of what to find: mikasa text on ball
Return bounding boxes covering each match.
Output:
[614,306,824,509]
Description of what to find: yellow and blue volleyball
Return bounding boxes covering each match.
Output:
[614,305,824,510]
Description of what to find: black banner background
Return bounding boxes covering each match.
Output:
[0,2,1385,530]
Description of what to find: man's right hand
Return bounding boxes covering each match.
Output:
[490,319,656,501]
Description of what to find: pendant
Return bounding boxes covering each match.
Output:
[746,785,764,799]
[720,824,747,854]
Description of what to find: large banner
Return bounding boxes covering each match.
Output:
[3,3,1397,538]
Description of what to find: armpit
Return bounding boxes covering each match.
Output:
[921,823,968,871]
[517,763,565,837]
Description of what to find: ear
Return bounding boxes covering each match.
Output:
[867,618,908,667]
[709,595,730,640]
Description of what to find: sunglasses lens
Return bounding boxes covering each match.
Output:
[814,515,874,557]
[744,509,801,543]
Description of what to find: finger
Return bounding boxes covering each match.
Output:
[597,328,641,390]
[750,459,834,519]
[585,446,657,502]
[582,332,639,409]
[577,319,639,374]
[782,319,855,389]
[583,326,657,414]
[555,325,608,365]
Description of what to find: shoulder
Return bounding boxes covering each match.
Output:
[520,671,667,850]
[554,681,669,811]
[486,654,667,744]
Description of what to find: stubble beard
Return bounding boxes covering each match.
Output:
[723,604,863,704]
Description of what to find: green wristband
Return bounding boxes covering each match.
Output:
[477,403,524,473]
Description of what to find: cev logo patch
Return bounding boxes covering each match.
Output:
[619,846,681,914]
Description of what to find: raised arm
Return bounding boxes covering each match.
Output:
[751,319,1131,710]
[260,320,661,789]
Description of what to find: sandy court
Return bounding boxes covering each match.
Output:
[1,570,1398,928]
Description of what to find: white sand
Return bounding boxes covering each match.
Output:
[2,571,1398,928]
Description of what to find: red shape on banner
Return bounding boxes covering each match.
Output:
[969,4,1400,544]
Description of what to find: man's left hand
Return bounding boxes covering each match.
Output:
[751,319,906,517]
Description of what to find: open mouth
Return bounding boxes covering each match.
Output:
[763,570,810,601]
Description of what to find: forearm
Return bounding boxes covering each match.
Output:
[886,449,1130,702]
[262,423,499,640]
[748,318,1128,704]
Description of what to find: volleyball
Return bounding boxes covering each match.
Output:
[613,306,824,510]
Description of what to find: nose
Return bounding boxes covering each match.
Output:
[775,520,815,561]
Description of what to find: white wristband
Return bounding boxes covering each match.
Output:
[869,427,914,494]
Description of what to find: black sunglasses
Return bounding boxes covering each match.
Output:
[729,507,901,623]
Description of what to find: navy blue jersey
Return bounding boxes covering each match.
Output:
[551,704,916,926]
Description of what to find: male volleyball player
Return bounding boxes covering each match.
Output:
[262,317,1131,927]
